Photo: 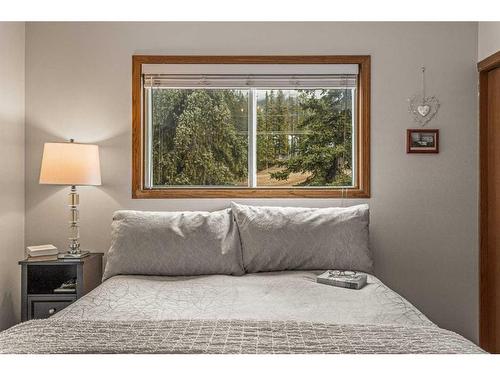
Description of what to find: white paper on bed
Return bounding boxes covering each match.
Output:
[231,202,373,273]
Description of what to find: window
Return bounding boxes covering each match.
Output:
[132,56,370,198]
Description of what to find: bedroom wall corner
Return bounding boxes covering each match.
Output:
[0,22,26,331]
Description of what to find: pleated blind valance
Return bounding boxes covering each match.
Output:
[143,74,357,89]
[142,64,358,89]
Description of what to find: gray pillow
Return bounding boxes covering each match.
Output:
[103,209,244,280]
[231,202,372,273]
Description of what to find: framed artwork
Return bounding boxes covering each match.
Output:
[407,129,439,153]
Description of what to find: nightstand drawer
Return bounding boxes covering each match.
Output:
[28,296,76,319]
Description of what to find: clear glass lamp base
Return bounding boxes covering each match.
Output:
[60,185,90,259]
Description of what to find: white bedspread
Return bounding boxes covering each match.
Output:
[53,271,432,326]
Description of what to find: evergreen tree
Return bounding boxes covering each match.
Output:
[286,92,300,156]
[151,89,190,183]
[256,91,274,171]
[152,89,247,186]
[221,90,248,133]
[272,90,289,160]
[270,89,353,186]
[151,87,352,188]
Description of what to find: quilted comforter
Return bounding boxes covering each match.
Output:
[0,319,484,354]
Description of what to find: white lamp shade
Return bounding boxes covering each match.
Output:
[39,142,102,186]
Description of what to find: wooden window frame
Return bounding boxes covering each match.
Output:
[132,55,371,198]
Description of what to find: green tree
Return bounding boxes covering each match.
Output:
[256,91,274,171]
[270,89,353,186]
[221,90,248,133]
[256,90,291,171]
[152,89,247,186]
[271,90,289,161]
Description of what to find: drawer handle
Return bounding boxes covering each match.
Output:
[48,308,57,315]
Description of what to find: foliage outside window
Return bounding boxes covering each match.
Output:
[132,56,370,198]
[148,87,353,188]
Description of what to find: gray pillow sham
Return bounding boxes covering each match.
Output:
[103,209,244,280]
[231,202,372,273]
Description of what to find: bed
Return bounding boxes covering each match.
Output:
[0,272,483,353]
[0,204,485,354]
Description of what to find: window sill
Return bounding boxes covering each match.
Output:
[132,187,370,199]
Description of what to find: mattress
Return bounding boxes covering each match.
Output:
[52,271,433,327]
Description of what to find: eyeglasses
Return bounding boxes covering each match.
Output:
[328,270,357,277]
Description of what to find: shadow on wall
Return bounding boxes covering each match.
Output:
[27,122,130,212]
[0,292,15,331]
[95,129,130,205]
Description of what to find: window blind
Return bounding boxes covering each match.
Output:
[143,74,357,89]
[142,64,358,89]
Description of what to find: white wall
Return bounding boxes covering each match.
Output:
[478,22,500,61]
[0,22,25,331]
[25,22,479,341]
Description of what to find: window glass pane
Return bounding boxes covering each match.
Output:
[256,89,354,187]
[150,89,248,187]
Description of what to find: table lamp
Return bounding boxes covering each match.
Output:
[39,139,102,258]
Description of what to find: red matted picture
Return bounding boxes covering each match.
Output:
[407,129,439,153]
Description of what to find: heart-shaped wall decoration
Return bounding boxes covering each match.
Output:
[408,94,440,126]
[417,105,430,117]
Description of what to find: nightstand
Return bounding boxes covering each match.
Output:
[19,253,103,321]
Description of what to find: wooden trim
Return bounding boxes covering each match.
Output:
[133,55,370,65]
[479,68,490,351]
[478,50,500,352]
[133,188,370,199]
[132,55,371,199]
[478,50,500,73]
[132,55,142,199]
[359,56,371,196]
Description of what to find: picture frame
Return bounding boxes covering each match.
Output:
[407,129,439,154]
